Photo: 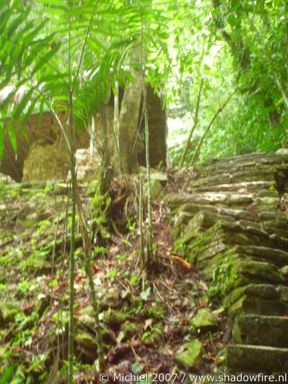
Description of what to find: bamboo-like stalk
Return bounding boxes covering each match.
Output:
[75,182,105,372]
[179,77,204,167]
[139,180,144,268]
[68,90,76,384]
[143,82,153,258]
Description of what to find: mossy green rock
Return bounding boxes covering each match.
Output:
[78,313,95,329]
[101,287,121,309]
[280,266,288,281]
[35,295,50,317]
[75,329,97,349]
[0,302,20,326]
[232,314,288,348]
[223,284,280,309]
[101,309,126,327]
[75,328,98,362]
[192,308,219,332]
[120,321,141,340]
[278,285,288,302]
[228,295,288,316]
[176,339,203,370]
[144,180,162,200]
[227,344,288,372]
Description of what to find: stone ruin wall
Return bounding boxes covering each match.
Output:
[0,112,90,182]
[0,85,167,182]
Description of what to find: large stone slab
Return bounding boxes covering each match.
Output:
[228,295,288,317]
[223,284,281,309]
[232,315,288,348]
[187,181,273,194]
[22,141,70,182]
[235,245,288,267]
[227,344,288,372]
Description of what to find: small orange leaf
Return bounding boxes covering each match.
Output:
[92,264,100,273]
[171,255,193,270]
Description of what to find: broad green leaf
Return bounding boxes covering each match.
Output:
[31,43,60,76]
[0,122,4,162]
[12,88,35,120]
[37,98,44,134]
[7,123,17,154]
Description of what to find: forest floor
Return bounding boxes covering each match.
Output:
[0,171,229,383]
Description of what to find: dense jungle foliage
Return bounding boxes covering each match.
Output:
[1,0,288,166]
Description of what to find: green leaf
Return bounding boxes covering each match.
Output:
[12,88,35,120]
[227,14,239,27]
[31,43,60,75]
[37,98,44,134]
[132,361,144,374]
[0,122,4,162]
[0,364,15,384]
[7,123,17,154]
[140,287,151,301]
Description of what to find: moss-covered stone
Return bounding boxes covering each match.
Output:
[278,285,288,303]
[35,295,50,317]
[223,284,280,309]
[175,339,203,370]
[227,344,288,372]
[228,295,288,317]
[280,265,288,281]
[22,141,70,182]
[234,260,281,283]
[75,328,98,363]
[144,180,163,200]
[100,287,121,309]
[120,321,142,341]
[191,308,219,332]
[232,314,288,348]
[101,308,126,327]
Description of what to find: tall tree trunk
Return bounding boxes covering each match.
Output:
[118,40,144,174]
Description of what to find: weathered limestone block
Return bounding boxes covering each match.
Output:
[137,85,167,168]
[168,192,253,208]
[169,151,288,377]
[1,84,167,181]
[175,339,204,370]
[1,112,89,181]
[70,148,101,181]
[191,308,219,332]
[233,260,281,284]
[223,284,281,309]
[187,181,273,194]
[227,344,288,373]
[232,245,288,267]
[74,328,98,363]
[22,141,69,182]
[228,295,288,317]
[232,315,288,348]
